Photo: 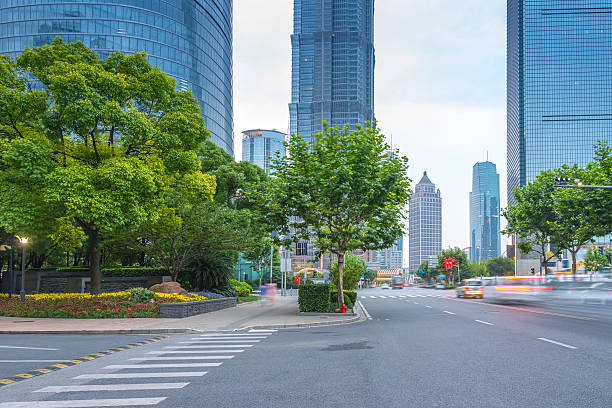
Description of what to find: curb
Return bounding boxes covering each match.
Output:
[0,328,199,335]
[0,336,169,387]
[235,301,367,331]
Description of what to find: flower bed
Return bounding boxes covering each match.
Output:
[0,292,207,319]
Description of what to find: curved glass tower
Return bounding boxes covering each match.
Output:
[241,129,286,175]
[469,161,500,262]
[0,0,234,155]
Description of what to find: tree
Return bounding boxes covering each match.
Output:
[259,122,411,309]
[329,253,366,290]
[486,257,514,276]
[364,268,377,283]
[502,169,562,274]
[469,260,488,277]
[437,248,468,284]
[583,247,610,273]
[0,39,209,293]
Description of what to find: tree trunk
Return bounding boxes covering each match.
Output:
[571,250,577,275]
[87,229,101,295]
[337,252,345,310]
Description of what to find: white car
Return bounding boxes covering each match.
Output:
[380,283,390,289]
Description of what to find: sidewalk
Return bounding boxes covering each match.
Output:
[0,296,364,334]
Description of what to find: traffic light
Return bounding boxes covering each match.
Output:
[443,258,455,269]
[599,246,605,255]
[530,267,535,275]
[294,277,301,284]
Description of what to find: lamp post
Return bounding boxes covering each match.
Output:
[17,236,28,302]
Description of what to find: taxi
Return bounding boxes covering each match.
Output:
[456,279,484,298]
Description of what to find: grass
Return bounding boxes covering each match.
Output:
[237,295,261,304]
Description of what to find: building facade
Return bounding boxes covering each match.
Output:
[469,161,500,262]
[241,129,286,174]
[507,0,612,204]
[0,0,234,155]
[289,0,375,140]
[376,236,403,270]
[409,172,442,272]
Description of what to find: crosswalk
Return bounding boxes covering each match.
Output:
[0,330,277,408]
[362,294,445,299]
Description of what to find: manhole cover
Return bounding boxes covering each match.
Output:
[321,340,374,351]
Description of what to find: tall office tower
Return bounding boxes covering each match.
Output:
[507,0,612,204]
[469,161,501,262]
[0,1,234,155]
[289,0,375,140]
[241,129,287,174]
[376,237,403,270]
[409,172,442,272]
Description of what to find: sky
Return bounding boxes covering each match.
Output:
[233,1,508,263]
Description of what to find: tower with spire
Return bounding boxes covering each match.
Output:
[409,171,442,273]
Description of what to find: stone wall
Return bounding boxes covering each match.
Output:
[160,297,238,318]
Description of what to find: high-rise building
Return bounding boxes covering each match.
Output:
[376,236,403,270]
[409,172,442,272]
[469,161,501,262]
[241,129,286,174]
[507,0,612,204]
[0,1,234,155]
[289,0,375,140]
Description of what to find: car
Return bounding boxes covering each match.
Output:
[380,283,390,289]
[425,283,435,289]
[435,283,445,289]
[456,279,484,298]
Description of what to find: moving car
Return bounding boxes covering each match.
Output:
[380,283,390,289]
[456,279,484,298]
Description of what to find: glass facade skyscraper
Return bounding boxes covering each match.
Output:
[409,172,442,273]
[0,0,234,155]
[241,129,286,174]
[470,161,500,262]
[289,0,375,140]
[507,0,612,203]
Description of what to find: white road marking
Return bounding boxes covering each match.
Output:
[388,296,397,298]
[129,356,233,361]
[197,334,267,337]
[0,360,64,363]
[399,295,406,298]
[379,296,387,298]
[35,383,188,393]
[147,350,244,354]
[425,306,432,308]
[248,329,277,332]
[537,338,577,349]
[414,302,419,304]
[443,311,455,315]
[0,398,166,407]
[384,318,390,321]
[193,337,265,340]
[0,345,58,351]
[167,345,252,349]
[74,372,207,379]
[369,296,377,298]
[189,339,261,342]
[104,363,222,369]
[357,301,372,320]
[361,296,367,299]
[475,320,494,326]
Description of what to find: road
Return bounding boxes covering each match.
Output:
[2,287,612,407]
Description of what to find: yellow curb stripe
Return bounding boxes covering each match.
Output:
[14,374,34,379]
[79,356,95,360]
[32,369,53,374]
[0,379,15,384]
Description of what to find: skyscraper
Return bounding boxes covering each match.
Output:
[470,161,501,262]
[289,0,375,140]
[0,1,234,155]
[507,0,612,204]
[409,172,442,272]
[241,129,286,174]
[376,236,403,270]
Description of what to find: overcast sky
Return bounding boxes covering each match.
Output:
[233,1,507,263]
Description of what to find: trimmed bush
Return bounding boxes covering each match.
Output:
[127,287,156,303]
[230,279,253,297]
[103,267,168,277]
[298,284,332,312]
[330,290,357,305]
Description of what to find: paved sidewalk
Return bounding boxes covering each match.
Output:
[0,296,363,334]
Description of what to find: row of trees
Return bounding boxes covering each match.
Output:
[418,249,514,283]
[503,141,612,274]
[0,39,273,294]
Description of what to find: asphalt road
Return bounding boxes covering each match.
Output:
[2,287,612,407]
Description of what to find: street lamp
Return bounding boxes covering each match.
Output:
[17,236,28,302]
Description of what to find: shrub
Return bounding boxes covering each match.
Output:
[230,279,253,297]
[103,267,168,277]
[127,287,156,303]
[298,284,332,312]
[330,290,357,305]
[213,286,237,298]
[329,253,366,290]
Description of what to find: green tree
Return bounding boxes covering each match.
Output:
[0,39,209,293]
[437,248,468,284]
[329,253,366,290]
[469,260,488,277]
[486,257,514,276]
[583,247,610,273]
[259,122,411,308]
[364,268,377,283]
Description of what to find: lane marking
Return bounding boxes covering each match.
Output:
[36,383,188,393]
[537,338,577,349]
[425,306,432,308]
[0,346,59,351]
[475,320,494,326]
[369,296,377,299]
[357,301,372,320]
[194,336,266,339]
[0,398,166,407]
[104,363,222,369]
[74,372,207,379]
[197,334,268,337]
[0,360,64,363]
[379,296,387,299]
[413,302,419,304]
[248,329,277,332]
[361,296,367,299]
[443,311,455,315]
[189,339,261,342]
[147,350,244,354]
[168,345,252,349]
[449,297,597,321]
[388,296,397,298]
[129,356,234,361]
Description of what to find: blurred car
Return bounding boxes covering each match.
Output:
[435,282,445,289]
[380,283,390,289]
[456,279,484,298]
[425,283,435,289]
[418,283,426,288]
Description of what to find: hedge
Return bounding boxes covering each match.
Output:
[298,284,332,312]
[230,279,253,297]
[330,290,357,306]
[27,267,170,277]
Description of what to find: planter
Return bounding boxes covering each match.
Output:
[160,297,238,318]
